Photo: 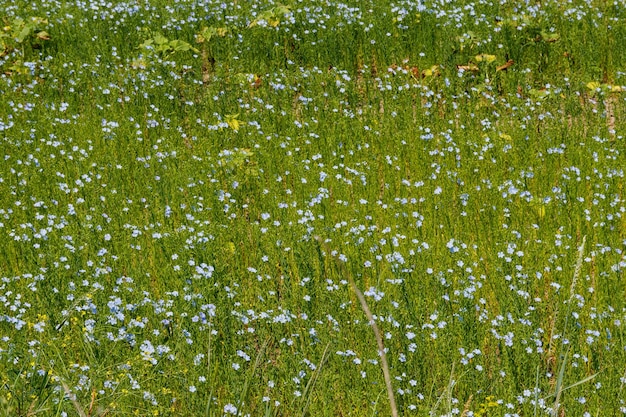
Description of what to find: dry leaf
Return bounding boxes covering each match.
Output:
[496,59,514,72]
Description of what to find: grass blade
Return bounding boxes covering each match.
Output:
[300,341,331,417]
[314,236,398,417]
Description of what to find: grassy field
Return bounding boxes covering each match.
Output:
[1,0,626,415]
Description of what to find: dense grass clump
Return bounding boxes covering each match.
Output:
[1,0,626,415]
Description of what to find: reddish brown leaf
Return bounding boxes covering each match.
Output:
[496,59,514,72]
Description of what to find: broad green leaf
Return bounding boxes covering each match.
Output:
[541,30,560,42]
[274,5,291,15]
[169,40,188,51]
[225,114,244,131]
[138,39,154,49]
[36,31,50,41]
[586,81,601,91]
[475,54,496,63]
[16,26,31,43]
[153,33,169,45]
[196,27,216,43]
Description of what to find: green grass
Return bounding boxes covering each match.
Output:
[1,0,626,415]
